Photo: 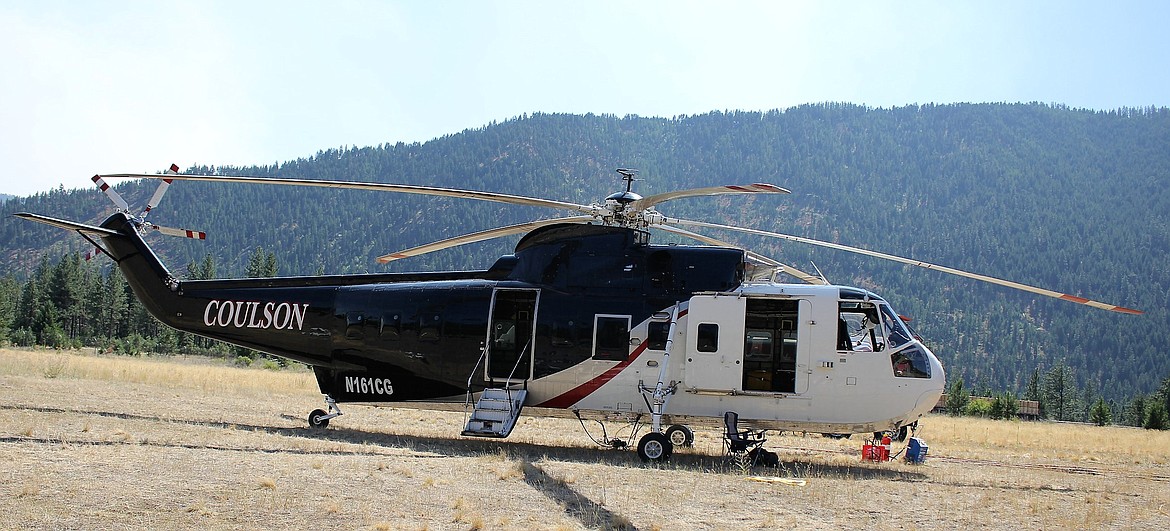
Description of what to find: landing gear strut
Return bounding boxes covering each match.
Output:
[308,396,342,429]
[635,304,682,462]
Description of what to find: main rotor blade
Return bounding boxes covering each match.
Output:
[668,218,1143,315]
[103,173,597,215]
[376,216,595,263]
[633,183,790,210]
[654,224,825,284]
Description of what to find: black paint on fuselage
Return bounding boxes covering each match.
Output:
[99,213,746,403]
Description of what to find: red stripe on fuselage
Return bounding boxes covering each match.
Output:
[536,341,649,408]
[536,308,687,409]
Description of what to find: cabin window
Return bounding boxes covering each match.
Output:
[380,313,400,341]
[419,313,442,343]
[647,321,671,350]
[593,315,631,361]
[696,323,719,352]
[345,312,365,340]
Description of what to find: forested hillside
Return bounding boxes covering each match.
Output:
[2,103,1168,406]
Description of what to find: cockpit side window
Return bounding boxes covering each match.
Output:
[838,302,882,352]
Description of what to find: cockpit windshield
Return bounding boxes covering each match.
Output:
[878,303,913,349]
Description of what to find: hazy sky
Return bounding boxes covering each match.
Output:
[2,0,1167,197]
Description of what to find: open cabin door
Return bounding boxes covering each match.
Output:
[684,294,746,391]
[484,288,539,384]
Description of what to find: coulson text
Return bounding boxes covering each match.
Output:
[202,300,309,330]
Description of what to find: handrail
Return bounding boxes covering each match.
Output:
[501,338,532,406]
[463,346,487,426]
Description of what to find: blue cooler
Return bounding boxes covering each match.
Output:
[905,437,928,464]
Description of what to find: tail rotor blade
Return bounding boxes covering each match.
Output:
[140,164,180,218]
[149,225,207,240]
[91,175,130,212]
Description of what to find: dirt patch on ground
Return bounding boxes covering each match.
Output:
[1,349,1168,530]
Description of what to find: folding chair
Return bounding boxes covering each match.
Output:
[723,411,767,464]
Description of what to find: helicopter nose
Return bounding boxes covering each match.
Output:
[922,344,946,385]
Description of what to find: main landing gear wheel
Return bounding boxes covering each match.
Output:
[308,409,330,429]
[637,432,673,462]
[665,424,694,448]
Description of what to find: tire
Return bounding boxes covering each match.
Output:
[893,425,909,442]
[308,409,330,429]
[665,424,694,448]
[637,432,673,462]
[821,433,851,440]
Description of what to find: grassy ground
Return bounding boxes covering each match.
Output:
[2,347,1168,530]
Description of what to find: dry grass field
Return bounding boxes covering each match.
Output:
[2,347,1168,530]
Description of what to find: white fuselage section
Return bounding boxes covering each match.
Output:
[526,282,945,434]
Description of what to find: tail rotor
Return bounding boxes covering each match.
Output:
[91,163,207,241]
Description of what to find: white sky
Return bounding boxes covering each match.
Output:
[2,0,1168,197]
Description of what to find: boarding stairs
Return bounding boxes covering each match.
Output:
[462,338,530,438]
[462,387,527,438]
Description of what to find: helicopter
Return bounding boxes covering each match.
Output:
[15,167,1142,462]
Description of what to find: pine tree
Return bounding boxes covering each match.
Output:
[0,275,18,343]
[945,376,970,416]
[1145,402,1168,430]
[1089,397,1112,426]
[1125,395,1148,427]
[246,248,278,278]
[991,391,1019,420]
[1043,361,1081,422]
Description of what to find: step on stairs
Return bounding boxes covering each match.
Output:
[462,387,527,438]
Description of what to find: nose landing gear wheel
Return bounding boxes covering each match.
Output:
[637,432,673,462]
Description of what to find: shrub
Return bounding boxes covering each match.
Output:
[11,327,36,347]
[964,398,993,418]
[990,392,1019,420]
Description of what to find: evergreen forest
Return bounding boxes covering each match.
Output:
[1,103,1168,425]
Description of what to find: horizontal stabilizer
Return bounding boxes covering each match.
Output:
[13,212,120,237]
